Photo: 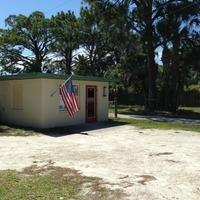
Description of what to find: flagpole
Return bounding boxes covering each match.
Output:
[63,74,73,85]
[50,74,73,97]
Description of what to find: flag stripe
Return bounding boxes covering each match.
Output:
[69,93,78,112]
[72,93,79,111]
[60,87,73,116]
[59,77,80,117]
[61,86,74,116]
[62,86,74,112]
[65,91,76,111]
[61,88,73,116]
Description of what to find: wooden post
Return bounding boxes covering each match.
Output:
[114,84,118,118]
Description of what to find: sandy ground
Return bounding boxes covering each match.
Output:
[0,124,200,200]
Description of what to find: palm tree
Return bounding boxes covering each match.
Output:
[156,1,199,111]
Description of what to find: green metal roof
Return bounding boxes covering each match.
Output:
[0,73,118,83]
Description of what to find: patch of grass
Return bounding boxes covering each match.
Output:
[177,107,200,118]
[110,118,200,132]
[109,104,200,119]
[180,106,200,113]
[109,104,145,115]
[0,123,78,137]
[0,165,124,200]
[0,124,37,136]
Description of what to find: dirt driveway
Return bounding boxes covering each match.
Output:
[0,124,200,200]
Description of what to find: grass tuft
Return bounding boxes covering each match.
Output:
[0,124,37,136]
[110,118,200,132]
[109,104,200,119]
[0,165,124,200]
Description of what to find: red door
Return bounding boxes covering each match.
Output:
[86,86,97,122]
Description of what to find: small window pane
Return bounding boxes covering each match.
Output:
[103,86,107,97]
[88,88,94,98]
[73,85,79,96]
[59,97,65,111]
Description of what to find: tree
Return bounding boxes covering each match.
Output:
[78,6,112,76]
[83,0,200,111]
[73,54,92,75]
[131,0,158,111]
[157,0,200,111]
[83,0,161,110]
[50,11,80,75]
[81,0,144,75]
[81,0,150,106]
[0,11,52,73]
[178,32,200,93]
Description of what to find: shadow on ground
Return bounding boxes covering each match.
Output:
[41,120,127,137]
[0,120,127,137]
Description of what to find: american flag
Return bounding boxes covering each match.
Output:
[60,76,79,117]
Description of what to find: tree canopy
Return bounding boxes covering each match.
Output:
[0,11,52,73]
[50,11,80,74]
[0,1,199,111]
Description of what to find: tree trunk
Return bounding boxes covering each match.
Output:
[158,44,171,110]
[167,37,180,111]
[31,54,42,72]
[34,62,42,72]
[159,38,180,112]
[146,40,157,111]
[65,48,73,75]
[145,1,157,111]
[31,43,42,72]
[142,78,148,109]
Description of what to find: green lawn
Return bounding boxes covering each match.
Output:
[110,118,200,132]
[179,106,200,113]
[109,104,200,119]
[0,165,123,200]
[0,124,37,136]
[109,104,145,115]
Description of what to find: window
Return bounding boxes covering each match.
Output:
[59,85,79,111]
[88,88,95,98]
[12,84,23,110]
[103,86,107,97]
[59,97,65,111]
[73,85,79,96]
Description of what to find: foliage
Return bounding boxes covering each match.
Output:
[50,11,80,74]
[156,0,200,111]
[75,5,114,76]
[0,11,52,73]
[184,85,200,92]
[73,54,93,76]
[0,1,199,111]
[82,0,199,111]
[80,0,147,93]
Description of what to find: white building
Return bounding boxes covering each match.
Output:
[0,73,113,128]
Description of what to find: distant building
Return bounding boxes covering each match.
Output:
[0,73,112,128]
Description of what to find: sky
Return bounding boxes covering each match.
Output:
[0,0,82,28]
